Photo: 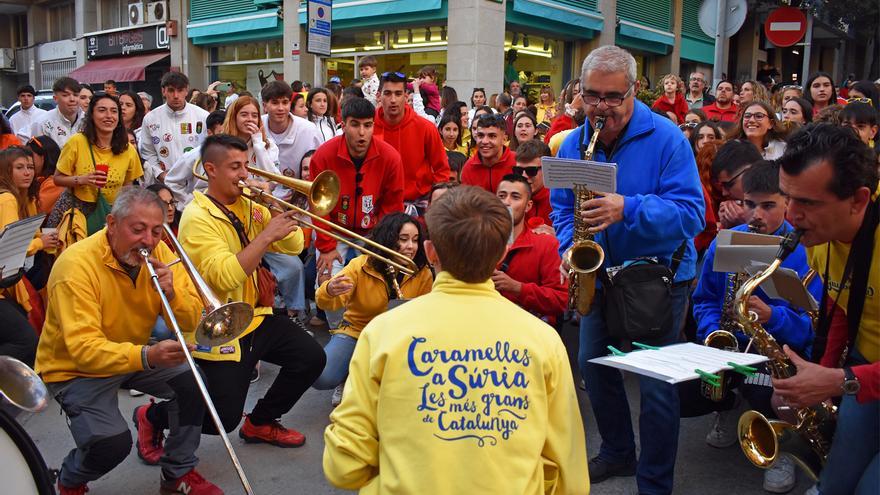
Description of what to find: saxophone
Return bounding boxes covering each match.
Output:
[702,224,758,401]
[564,117,606,316]
[734,229,836,481]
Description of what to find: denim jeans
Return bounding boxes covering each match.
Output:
[818,352,879,495]
[152,315,175,342]
[311,333,358,390]
[578,284,689,495]
[264,251,306,311]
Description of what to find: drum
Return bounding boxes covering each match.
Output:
[0,408,54,495]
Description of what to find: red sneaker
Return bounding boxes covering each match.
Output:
[238,415,305,447]
[132,399,165,465]
[160,469,223,495]
[57,480,89,495]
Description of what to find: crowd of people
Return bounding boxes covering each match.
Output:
[0,44,877,495]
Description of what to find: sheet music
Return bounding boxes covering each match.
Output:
[589,342,768,384]
[0,214,46,278]
[760,266,819,312]
[541,157,617,193]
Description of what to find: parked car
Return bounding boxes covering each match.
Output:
[5,91,57,119]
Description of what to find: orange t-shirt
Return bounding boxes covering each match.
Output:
[0,134,22,150]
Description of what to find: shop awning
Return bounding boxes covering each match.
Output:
[69,53,169,84]
[188,8,280,44]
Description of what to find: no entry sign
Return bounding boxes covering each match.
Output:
[765,7,807,47]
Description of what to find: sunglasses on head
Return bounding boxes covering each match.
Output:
[782,85,802,91]
[381,71,406,80]
[476,113,507,127]
[512,165,541,178]
[679,122,699,129]
[847,97,873,105]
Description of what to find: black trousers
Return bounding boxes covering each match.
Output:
[0,299,37,366]
[197,315,326,434]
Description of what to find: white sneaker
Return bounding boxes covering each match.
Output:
[705,395,744,448]
[803,483,819,495]
[129,389,144,397]
[331,384,344,407]
[764,455,796,493]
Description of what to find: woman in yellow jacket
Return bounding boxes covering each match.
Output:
[0,146,60,365]
[315,212,434,404]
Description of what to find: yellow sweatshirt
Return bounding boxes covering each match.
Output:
[323,271,589,495]
[316,254,434,338]
[0,193,43,312]
[35,228,202,383]
[178,191,303,361]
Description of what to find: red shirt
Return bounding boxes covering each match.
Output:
[694,184,719,253]
[652,93,689,124]
[820,297,879,403]
[498,227,568,325]
[702,103,740,122]
[526,187,553,227]
[544,114,576,144]
[460,147,516,194]
[374,106,450,202]
[309,135,405,252]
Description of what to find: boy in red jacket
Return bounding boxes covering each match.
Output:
[651,74,689,124]
[373,72,449,216]
[514,139,553,227]
[311,97,405,296]
[493,174,568,325]
[460,113,517,193]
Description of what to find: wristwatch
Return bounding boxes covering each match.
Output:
[842,367,860,395]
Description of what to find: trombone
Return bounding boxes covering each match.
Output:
[193,162,418,276]
[141,223,255,495]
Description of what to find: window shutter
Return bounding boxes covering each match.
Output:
[616,0,672,31]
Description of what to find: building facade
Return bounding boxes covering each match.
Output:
[0,0,875,107]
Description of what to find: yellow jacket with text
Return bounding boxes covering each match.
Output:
[178,191,303,361]
[316,254,434,339]
[35,228,202,383]
[323,271,589,495]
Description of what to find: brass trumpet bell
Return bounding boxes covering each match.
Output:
[246,168,340,217]
[0,356,48,413]
[738,409,824,481]
[196,301,255,347]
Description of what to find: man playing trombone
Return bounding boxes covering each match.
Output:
[178,134,326,448]
[35,187,222,495]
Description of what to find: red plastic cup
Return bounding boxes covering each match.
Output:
[94,164,109,187]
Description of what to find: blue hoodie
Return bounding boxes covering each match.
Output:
[693,221,821,357]
[550,101,705,282]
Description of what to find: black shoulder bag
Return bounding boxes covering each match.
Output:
[577,124,688,342]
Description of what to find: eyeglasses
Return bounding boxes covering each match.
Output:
[743,112,768,121]
[689,77,704,82]
[381,71,406,80]
[847,97,873,105]
[512,165,541,178]
[162,199,178,208]
[581,83,635,107]
[720,167,749,190]
[679,122,699,129]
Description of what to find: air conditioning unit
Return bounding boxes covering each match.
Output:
[128,2,145,26]
[147,1,168,23]
[0,48,14,70]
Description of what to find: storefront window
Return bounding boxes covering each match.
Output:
[208,40,284,97]
[504,32,566,103]
[323,27,447,86]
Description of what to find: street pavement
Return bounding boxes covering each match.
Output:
[18,321,815,495]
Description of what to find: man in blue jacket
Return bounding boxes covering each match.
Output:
[550,45,705,495]
[690,160,821,493]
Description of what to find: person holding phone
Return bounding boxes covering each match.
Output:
[47,93,143,230]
